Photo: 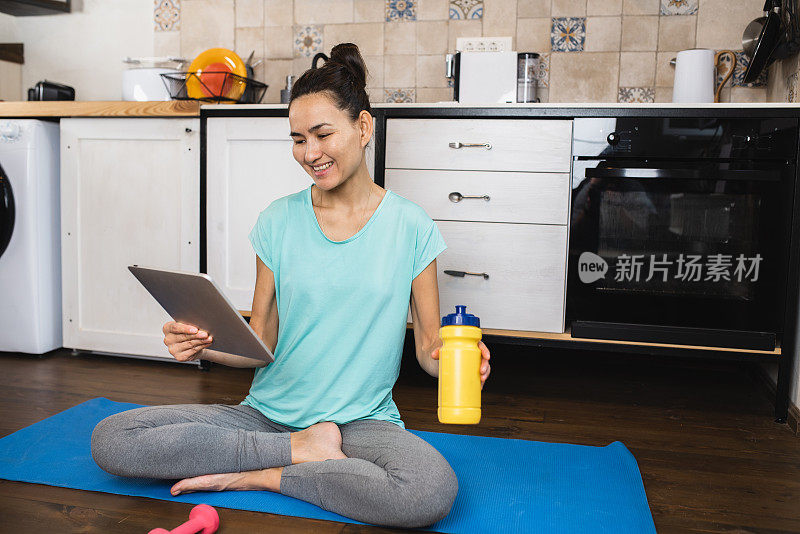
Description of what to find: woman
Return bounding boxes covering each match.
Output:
[90,43,492,529]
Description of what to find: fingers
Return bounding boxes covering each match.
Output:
[172,330,210,343]
[480,362,491,390]
[164,321,196,335]
[164,320,202,336]
[161,321,215,361]
[170,336,213,362]
[163,321,212,344]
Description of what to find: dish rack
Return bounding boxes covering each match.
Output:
[160,71,268,104]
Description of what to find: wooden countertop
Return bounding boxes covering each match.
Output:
[0,100,201,117]
[4,101,797,118]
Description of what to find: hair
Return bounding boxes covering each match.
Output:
[289,42,372,123]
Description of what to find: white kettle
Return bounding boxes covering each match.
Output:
[672,49,736,103]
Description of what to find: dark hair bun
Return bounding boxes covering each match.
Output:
[290,41,372,123]
[328,43,368,90]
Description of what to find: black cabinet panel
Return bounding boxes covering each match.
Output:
[0,0,70,16]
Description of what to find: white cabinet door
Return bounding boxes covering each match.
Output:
[206,116,376,312]
[206,117,310,311]
[60,118,199,361]
[430,221,568,333]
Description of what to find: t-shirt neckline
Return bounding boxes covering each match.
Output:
[306,185,392,244]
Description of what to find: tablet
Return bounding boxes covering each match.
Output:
[128,265,275,365]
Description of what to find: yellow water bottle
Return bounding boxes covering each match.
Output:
[438,305,482,425]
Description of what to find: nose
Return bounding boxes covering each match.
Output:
[304,138,322,164]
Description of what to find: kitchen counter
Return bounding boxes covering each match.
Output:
[205,102,800,109]
[3,100,799,119]
[0,100,200,118]
[202,101,800,120]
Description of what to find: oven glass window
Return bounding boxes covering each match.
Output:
[568,165,784,332]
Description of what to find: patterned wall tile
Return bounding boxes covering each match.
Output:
[536,52,550,87]
[618,86,655,102]
[449,0,483,19]
[788,72,798,103]
[387,0,417,21]
[716,50,768,89]
[733,51,768,87]
[385,88,417,102]
[294,25,324,58]
[154,0,180,31]
[660,0,698,15]
[551,17,586,52]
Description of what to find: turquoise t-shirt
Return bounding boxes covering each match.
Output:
[241,185,447,430]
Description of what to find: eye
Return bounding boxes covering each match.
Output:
[319,133,331,139]
[293,139,305,145]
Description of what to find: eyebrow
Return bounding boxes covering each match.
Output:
[290,123,333,137]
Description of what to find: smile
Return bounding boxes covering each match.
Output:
[312,162,333,171]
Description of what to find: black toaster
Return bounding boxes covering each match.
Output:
[27,80,75,101]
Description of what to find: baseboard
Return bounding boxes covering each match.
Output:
[791,405,800,435]
[750,363,800,435]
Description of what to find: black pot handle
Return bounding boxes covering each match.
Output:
[0,163,14,260]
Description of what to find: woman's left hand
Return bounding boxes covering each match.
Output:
[431,341,491,390]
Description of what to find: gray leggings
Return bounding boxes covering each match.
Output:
[90,403,458,528]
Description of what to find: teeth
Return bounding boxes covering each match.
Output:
[313,162,333,171]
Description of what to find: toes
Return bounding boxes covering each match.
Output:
[170,472,254,496]
[170,474,215,495]
[170,481,189,495]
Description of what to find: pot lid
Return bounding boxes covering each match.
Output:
[123,56,189,68]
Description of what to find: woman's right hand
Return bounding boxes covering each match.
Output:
[162,321,213,362]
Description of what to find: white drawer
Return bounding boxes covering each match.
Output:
[386,169,569,225]
[386,118,572,173]
[409,221,567,333]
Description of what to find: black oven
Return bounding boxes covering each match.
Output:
[567,117,798,350]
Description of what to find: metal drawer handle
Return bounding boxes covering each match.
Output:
[444,269,489,280]
[449,192,490,203]
[449,141,492,150]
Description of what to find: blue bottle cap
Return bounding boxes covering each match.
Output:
[441,305,480,327]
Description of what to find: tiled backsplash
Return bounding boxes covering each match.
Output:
[153,0,794,103]
[767,51,800,103]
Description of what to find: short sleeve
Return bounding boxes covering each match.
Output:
[249,208,275,272]
[412,219,447,280]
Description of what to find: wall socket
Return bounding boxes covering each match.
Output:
[456,37,513,52]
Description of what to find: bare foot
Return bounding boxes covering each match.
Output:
[290,421,348,464]
[171,466,284,496]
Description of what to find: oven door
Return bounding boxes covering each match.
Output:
[567,159,790,349]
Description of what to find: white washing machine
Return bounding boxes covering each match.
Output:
[0,119,62,354]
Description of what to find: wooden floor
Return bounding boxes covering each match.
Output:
[1,340,798,533]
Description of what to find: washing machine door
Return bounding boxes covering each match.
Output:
[0,162,14,260]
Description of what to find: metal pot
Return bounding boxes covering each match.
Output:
[742,16,768,58]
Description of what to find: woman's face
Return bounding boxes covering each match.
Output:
[289,92,370,190]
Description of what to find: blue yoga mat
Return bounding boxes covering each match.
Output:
[0,397,654,533]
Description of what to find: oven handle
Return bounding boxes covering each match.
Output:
[585,167,780,182]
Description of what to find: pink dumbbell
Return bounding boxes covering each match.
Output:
[148,504,220,534]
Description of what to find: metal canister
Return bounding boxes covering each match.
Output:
[517,52,540,103]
